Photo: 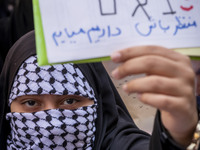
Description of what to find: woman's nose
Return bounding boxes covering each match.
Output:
[42,95,59,110]
[43,102,58,110]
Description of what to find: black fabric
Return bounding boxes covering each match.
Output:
[0,54,3,72]
[150,111,185,150]
[0,0,33,65]
[0,0,10,18]
[0,31,185,149]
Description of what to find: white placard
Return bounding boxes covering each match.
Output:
[39,0,200,63]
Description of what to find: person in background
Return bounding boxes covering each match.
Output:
[0,0,33,72]
[0,0,15,18]
[0,30,198,150]
[195,66,200,111]
[191,60,200,110]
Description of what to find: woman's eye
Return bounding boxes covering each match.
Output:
[63,99,78,105]
[23,100,37,107]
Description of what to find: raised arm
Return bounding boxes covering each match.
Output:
[111,46,198,148]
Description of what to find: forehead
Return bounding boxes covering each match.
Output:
[9,56,96,106]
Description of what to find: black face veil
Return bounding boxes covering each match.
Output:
[0,31,150,149]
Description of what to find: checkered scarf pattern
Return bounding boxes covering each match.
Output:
[8,55,96,105]
[6,106,97,150]
[6,55,97,150]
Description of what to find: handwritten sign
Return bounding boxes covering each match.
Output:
[33,0,200,65]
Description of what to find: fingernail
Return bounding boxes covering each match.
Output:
[112,69,120,79]
[111,52,121,62]
[123,84,128,93]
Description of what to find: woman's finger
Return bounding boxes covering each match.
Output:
[123,76,193,97]
[138,93,193,112]
[111,55,193,80]
[111,46,191,65]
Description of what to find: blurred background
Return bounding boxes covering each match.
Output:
[103,61,156,134]
[0,0,16,18]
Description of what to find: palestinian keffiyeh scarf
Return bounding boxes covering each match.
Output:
[6,55,97,150]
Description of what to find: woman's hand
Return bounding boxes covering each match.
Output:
[111,46,198,147]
